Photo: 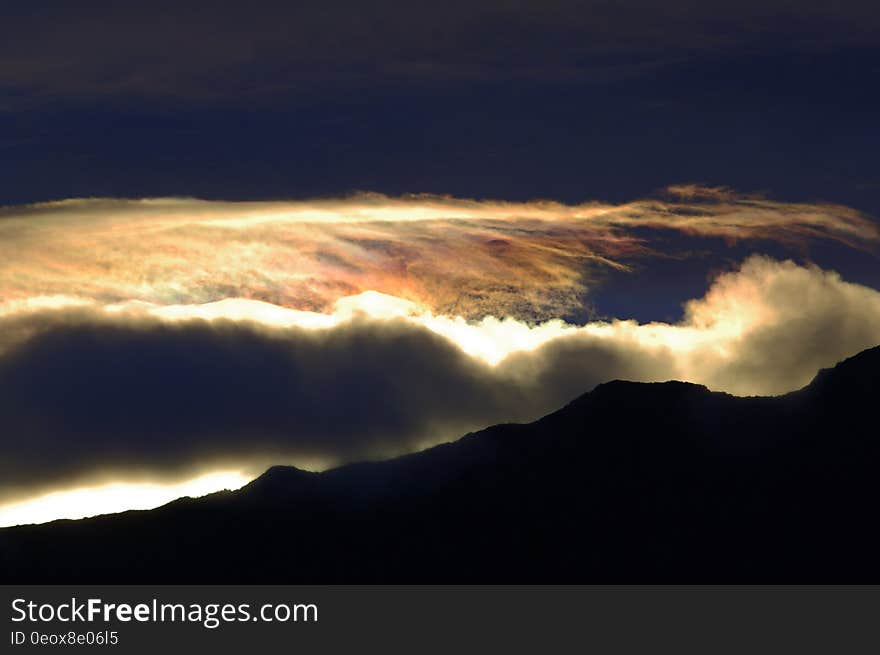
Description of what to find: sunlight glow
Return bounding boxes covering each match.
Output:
[0,471,253,528]
[125,291,578,365]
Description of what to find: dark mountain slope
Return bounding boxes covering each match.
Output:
[2,345,879,583]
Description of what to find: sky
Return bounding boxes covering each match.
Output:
[1,0,878,525]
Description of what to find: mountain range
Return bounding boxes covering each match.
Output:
[2,345,879,583]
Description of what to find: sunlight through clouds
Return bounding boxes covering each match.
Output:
[0,190,878,527]
[0,471,251,527]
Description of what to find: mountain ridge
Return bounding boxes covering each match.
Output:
[1,344,879,583]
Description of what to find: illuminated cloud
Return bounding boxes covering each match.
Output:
[1,255,879,524]
[1,189,876,323]
[0,189,877,524]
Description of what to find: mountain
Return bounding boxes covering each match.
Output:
[2,346,879,583]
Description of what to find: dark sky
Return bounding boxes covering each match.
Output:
[2,1,879,212]
[4,1,879,323]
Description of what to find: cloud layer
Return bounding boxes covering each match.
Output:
[2,254,879,505]
[1,189,876,324]
[0,188,878,522]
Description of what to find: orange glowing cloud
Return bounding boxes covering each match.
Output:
[1,188,876,323]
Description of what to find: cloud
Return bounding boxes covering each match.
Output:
[1,190,875,324]
[0,189,877,520]
[1,255,879,506]
[675,256,880,394]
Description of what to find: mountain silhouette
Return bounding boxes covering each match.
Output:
[2,345,879,583]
